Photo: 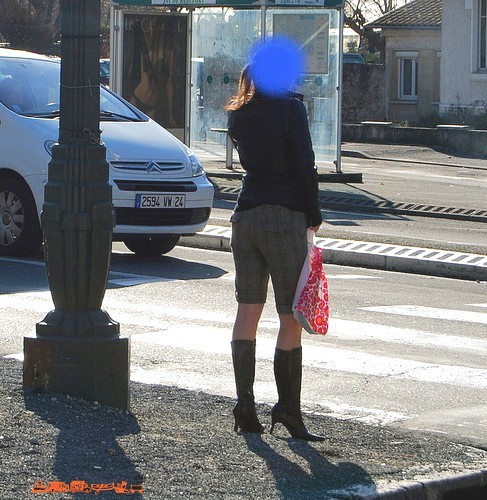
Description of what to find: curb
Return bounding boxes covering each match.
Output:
[207,170,364,183]
[179,225,487,281]
[373,470,487,499]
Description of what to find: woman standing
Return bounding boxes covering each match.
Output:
[226,64,324,441]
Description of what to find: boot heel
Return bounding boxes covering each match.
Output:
[233,403,264,433]
[270,416,277,434]
[271,403,325,441]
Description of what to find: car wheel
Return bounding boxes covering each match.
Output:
[0,178,42,257]
[123,235,180,257]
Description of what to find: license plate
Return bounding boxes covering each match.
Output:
[135,194,186,208]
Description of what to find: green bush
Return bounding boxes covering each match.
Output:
[362,52,381,64]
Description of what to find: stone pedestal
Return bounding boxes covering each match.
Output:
[24,336,130,410]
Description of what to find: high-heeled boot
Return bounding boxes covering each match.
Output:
[231,339,264,433]
[270,347,325,441]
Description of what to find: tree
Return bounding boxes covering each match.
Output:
[0,0,60,54]
[100,0,111,57]
[344,0,410,55]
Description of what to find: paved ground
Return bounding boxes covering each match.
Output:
[1,143,486,499]
[1,359,487,499]
[341,142,487,169]
[198,143,487,281]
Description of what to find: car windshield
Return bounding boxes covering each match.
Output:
[100,60,110,79]
[343,53,364,64]
[0,56,142,121]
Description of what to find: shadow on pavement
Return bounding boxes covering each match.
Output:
[0,252,227,294]
[213,196,408,226]
[242,433,377,499]
[429,144,487,162]
[322,183,408,210]
[23,389,144,498]
[110,253,227,282]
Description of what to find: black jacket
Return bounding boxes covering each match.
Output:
[227,92,322,228]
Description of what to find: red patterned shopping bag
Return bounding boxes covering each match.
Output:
[292,232,329,335]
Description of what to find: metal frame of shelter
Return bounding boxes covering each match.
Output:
[111,0,344,172]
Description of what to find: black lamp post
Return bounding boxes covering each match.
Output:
[23,0,130,410]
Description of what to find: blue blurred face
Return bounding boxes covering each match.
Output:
[248,36,304,97]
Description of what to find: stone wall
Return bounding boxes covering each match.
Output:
[342,123,487,157]
[342,64,386,123]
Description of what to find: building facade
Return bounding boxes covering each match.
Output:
[368,0,442,124]
[439,0,487,113]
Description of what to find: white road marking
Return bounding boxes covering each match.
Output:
[128,327,487,389]
[108,277,176,287]
[4,291,487,427]
[1,293,486,353]
[4,353,23,361]
[108,270,185,286]
[467,303,487,309]
[389,169,487,184]
[330,318,487,353]
[361,305,487,324]
[218,273,235,281]
[219,273,381,282]
[17,312,487,391]
[7,320,487,390]
[327,274,381,280]
[7,315,487,389]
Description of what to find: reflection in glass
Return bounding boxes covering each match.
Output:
[190,7,339,167]
[190,8,261,148]
[122,14,188,130]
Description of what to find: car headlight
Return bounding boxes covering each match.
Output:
[188,153,204,177]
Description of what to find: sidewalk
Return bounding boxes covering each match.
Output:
[341,142,487,170]
[2,358,487,499]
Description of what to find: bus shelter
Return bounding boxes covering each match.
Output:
[110,0,343,171]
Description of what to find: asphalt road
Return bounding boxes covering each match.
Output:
[199,140,487,214]
[210,200,487,254]
[2,245,486,452]
[205,142,487,255]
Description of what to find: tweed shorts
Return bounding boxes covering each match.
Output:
[230,205,307,314]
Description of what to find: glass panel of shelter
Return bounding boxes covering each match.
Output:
[112,2,340,168]
[266,8,340,165]
[190,7,339,167]
[190,8,261,150]
[122,12,189,142]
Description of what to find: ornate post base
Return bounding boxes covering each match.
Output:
[23,336,130,410]
[36,309,120,338]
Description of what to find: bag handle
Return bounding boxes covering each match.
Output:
[306,228,316,246]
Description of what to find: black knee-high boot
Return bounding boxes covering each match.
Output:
[231,339,264,433]
[270,347,325,441]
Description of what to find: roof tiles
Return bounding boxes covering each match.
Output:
[367,0,442,28]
